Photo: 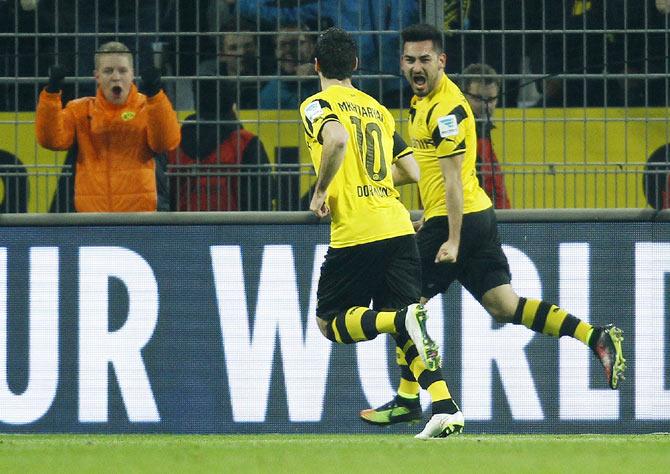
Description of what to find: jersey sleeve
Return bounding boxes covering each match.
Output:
[428,102,470,159]
[382,106,411,162]
[300,98,339,144]
[392,132,412,162]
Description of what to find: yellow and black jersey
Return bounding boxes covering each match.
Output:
[407,74,492,220]
[300,85,414,248]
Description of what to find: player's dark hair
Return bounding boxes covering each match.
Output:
[315,27,357,80]
[401,23,444,54]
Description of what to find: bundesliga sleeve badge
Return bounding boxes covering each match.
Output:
[305,100,324,123]
[437,114,459,137]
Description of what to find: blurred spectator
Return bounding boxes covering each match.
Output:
[259,24,319,110]
[524,0,614,107]
[607,0,669,106]
[168,1,216,75]
[441,0,471,75]
[33,0,175,98]
[0,0,14,110]
[443,0,526,107]
[235,0,418,106]
[36,41,180,212]
[207,0,237,33]
[168,78,274,211]
[0,0,54,110]
[198,19,262,109]
[462,63,511,209]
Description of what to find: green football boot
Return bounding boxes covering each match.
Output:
[360,395,423,426]
[592,324,627,389]
[405,303,441,371]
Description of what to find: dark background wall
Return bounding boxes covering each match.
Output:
[0,221,668,433]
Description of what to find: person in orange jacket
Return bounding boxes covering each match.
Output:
[36,41,180,212]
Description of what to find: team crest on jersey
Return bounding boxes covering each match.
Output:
[304,101,324,122]
[437,114,458,137]
[121,111,136,121]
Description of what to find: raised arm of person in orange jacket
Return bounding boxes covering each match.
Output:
[35,90,77,151]
[144,90,181,154]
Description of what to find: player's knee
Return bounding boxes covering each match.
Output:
[482,287,519,324]
[489,308,514,324]
[485,302,516,324]
[316,316,333,340]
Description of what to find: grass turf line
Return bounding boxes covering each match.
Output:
[1,434,669,473]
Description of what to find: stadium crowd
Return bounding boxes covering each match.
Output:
[0,0,667,212]
[2,0,668,111]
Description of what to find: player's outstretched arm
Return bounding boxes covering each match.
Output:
[435,152,464,263]
[392,152,420,186]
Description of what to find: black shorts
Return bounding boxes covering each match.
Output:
[417,207,511,301]
[316,234,421,320]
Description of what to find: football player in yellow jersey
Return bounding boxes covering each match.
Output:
[361,23,626,432]
[300,27,464,439]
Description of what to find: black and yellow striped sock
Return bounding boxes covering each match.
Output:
[399,337,458,415]
[513,297,594,346]
[394,342,420,398]
[325,306,407,344]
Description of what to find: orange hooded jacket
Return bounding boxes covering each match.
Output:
[36,84,180,212]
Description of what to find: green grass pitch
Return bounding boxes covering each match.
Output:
[1,434,669,473]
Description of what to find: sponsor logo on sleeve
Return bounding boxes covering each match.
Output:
[305,101,324,122]
[437,114,458,137]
